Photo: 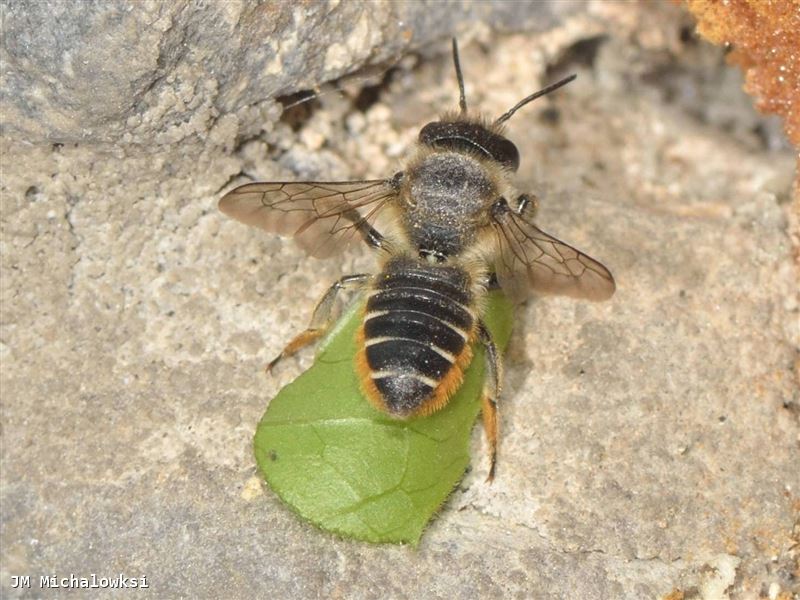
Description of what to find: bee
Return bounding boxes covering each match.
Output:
[220,40,615,480]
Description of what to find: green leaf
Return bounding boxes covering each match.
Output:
[254,291,514,545]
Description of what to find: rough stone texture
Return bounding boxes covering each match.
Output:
[1,1,798,599]
[0,0,583,144]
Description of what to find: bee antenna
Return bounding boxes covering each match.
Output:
[452,38,467,115]
[494,73,577,125]
[281,89,321,111]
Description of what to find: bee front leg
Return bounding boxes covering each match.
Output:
[266,273,371,372]
[513,193,538,217]
[477,320,503,482]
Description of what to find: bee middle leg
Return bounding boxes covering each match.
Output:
[344,208,386,250]
[267,273,371,372]
[486,272,501,290]
[477,320,503,482]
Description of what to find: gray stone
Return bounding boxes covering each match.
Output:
[1,0,583,145]
[1,1,797,599]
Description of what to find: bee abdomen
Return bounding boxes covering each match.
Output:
[357,260,476,417]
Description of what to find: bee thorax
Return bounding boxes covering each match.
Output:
[405,153,496,257]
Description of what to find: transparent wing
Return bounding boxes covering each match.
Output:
[492,209,615,302]
[218,179,399,258]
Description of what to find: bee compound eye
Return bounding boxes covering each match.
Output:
[493,139,519,172]
[418,121,444,145]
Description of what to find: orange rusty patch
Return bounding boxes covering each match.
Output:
[685,0,800,145]
[354,322,388,414]
[409,330,476,418]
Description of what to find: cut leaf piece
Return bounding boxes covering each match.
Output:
[254,291,514,545]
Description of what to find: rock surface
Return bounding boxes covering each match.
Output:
[1,1,798,599]
[0,0,582,144]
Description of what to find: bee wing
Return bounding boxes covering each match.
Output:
[218,179,399,258]
[492,209,615,302]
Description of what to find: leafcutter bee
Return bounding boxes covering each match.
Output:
[220,40,615,480]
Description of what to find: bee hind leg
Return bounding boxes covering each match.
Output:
[477,321,503,482]
[266,273,371,372]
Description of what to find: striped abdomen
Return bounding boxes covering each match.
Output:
[356,258,476,417]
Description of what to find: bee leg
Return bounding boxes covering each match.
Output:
[343,208,385,250]
[477,321,503,482]
[266,273,371,372]
[513,193,539,217]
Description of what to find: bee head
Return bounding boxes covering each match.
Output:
[424,39,576,173]
[418,120,520,171]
